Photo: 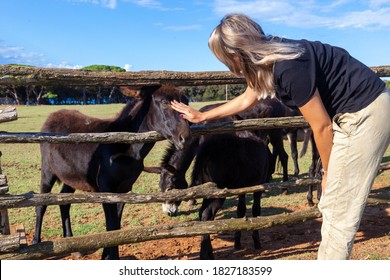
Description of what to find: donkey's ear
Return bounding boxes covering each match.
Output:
[139,85,162,97]
[143,166,162,174]
[164,164,177,175]
[119,86,142,98]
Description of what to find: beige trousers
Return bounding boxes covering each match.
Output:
[318,90,390,260]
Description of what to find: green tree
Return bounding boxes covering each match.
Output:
[82,65,126,72]
[203,85,223,101]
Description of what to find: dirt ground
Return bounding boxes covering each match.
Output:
[49,190,389,261]
[20,179,389,260]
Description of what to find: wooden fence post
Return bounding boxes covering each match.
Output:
[0,151,10,235]
[0,107,17,124]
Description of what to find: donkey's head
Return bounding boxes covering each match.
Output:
[119,85,191,150]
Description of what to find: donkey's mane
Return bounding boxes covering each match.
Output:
[154,84,182,98]
[161,142,177,166]
[115,96,139,121]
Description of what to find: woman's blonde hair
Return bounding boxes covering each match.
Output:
[208,13,303,99]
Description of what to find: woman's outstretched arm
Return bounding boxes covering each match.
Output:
[171,86,259,123]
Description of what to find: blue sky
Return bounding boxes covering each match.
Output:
[0,0,389,71]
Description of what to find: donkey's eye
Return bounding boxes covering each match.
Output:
[161,100,170,107]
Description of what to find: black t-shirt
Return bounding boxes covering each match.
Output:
[273,39,385,118]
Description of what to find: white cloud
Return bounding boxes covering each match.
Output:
[0,43,45,65]
[212,0,390,30]
[124,63,132,71]
[128,0,161,9]
[330,7,390,29]
[0,45,24,55]
[125,0,183,11]
[102,0,117,9]
[69,0,117,9]
[0,41,83,69]
[163,25,202,31]
[46,63,83,69]
[369,0,390,9]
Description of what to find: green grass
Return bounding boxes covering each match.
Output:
[0,103,389,252]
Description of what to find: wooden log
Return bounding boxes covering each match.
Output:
[0,151,9,235]
[378,161,390,173]
[0,107,17,124]
[0,179,321,209]
[0,131,163,145]
[0,209,10,235]
[0,224,26,252]
[0,65,389,87]
[0,65,244,87]
[0,168,388,209]
[367,197,390,205]
[0,186,7,194]
[0,116,309,144]
[371,65,390,77]
[0,207,323,260]
[0,234,19,253]
[0,175,8,190]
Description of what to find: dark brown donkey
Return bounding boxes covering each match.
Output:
[32,85,191,259]
[191,133,270,259]
[145,98,289,217]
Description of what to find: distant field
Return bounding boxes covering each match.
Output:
[0,103,389,259]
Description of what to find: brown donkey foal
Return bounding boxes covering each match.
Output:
[33,85,191,259]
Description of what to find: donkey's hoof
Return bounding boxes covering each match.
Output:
[234,242,242,250]
[71,252,84,258]
[71,249,97,258]
[254,242,262,250]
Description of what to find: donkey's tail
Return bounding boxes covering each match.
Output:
[299,129,312,158]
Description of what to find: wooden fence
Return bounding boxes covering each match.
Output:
[0,65,389,260]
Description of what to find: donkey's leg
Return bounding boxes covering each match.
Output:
[308,138,321,206]
[60,184,89,257]
[252,191,262,249]
[101,202,121,260]
[59,184,75,238]
[117,202,125,223]
[308,134,320,178]
[287,130,299,179]
[99,202,125,260]
[32,167,57,244]
[199,198,225,260]
[317,185,323,204]
[307,185,315,207]
[271,130,289,194]
[234,195,246,249]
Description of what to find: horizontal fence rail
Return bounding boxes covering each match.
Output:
[1,65,389,87]
[0,208,323,260]
[0,65,244,87]
[1,161,389,210]
[0,116,308,144]
[0,180,319,209]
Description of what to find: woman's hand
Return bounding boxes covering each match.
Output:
[171,100,206,123]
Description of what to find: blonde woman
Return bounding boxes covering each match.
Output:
[171,13,390,260]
